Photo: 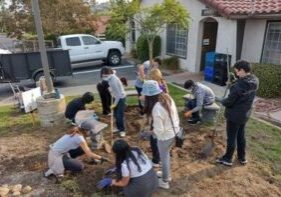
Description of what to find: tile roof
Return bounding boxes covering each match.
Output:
[200,0,281,18]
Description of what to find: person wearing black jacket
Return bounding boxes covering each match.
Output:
[216,60,259,166]
[65,92,94,123]
[97,80,112,115]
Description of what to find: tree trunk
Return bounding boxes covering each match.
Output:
[148,38,154,66]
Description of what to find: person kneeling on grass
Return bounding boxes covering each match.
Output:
[65,92,94,124]
[97,139,158,197]
[44,126,109,178]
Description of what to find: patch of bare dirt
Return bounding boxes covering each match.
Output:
[254,98,281,113]
[0,106,281,196]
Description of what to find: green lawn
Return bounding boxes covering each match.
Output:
[247,119,281,178]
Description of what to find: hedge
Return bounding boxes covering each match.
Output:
[162,56,180,70]
[252,63,281,98]
[136,35,161,62]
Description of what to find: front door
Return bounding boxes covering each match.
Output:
[200,21,218,71]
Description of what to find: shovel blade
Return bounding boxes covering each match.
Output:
[103,141,112,153]
[200,141,215,158]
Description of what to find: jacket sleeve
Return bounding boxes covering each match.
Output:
[221,86,239,107]
[192,89,204,113]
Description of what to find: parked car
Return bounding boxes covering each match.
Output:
[57,34,125,66]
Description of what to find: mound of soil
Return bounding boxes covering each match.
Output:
[0,106,280,196]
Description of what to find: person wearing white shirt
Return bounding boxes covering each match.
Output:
[142,80,180,190]
[97,139,158,197]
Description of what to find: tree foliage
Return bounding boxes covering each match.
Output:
[5,0,96,39]
[107,0,190,61]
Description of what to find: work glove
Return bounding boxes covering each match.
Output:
[110,104,116,110]
[100,156,111,164]
[97,178,112,189]
[105,167,116,176]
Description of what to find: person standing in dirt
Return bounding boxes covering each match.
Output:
[44,127,109,178]
[216,60,259,166]
[97,139,158,197]
[100,67,127,138]
[150,68,169,93]
[65,92,95,124]
[135,58,162,116]
[142,80,180,189]
[183,80,215,124]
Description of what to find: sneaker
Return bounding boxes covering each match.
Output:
[216,157,233,166]
[187,118,201,125]
[158,178,170,189]
[238,158,248,165]
[156,171,172,182]
[152,162,161,168]
[119,131,126,138]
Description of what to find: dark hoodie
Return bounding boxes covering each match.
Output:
[222,74,259,124]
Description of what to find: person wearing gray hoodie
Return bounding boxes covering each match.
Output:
[216,60,259,166]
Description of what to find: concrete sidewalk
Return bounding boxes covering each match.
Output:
[1,71,280,127]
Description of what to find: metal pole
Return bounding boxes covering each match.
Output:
[32,0,54,93]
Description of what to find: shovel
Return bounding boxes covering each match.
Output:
[200,52,232,158]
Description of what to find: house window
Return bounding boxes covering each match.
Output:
[262,22,281,65]
[166,24,188,59]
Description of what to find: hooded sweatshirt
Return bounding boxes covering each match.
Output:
[222,74,259,124]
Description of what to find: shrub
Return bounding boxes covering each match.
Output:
[162,56,180,70]
[252,63,281,98]
[136,35,161,62]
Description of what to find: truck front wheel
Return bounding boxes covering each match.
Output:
[107,51,121,66]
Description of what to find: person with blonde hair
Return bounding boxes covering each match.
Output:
[44,127,109,178]
[150,68,169,93]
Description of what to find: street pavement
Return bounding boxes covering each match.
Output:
[0,65,280,127]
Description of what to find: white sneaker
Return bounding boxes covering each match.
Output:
[156,171,172,182]
[119,131,126,138]
[158,178,170,189]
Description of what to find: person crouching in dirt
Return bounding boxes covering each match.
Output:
[100,67,127,138]
[65,92,94,124]
[142,80,180,189]
[97,139,158,197]
[44,127,109,178]
[183,80,215,124]
[216,60,259,166]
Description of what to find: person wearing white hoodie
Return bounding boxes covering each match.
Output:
[142,80,180,189]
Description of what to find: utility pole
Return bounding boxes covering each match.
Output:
[32,0,54,94]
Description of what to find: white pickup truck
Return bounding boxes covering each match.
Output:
[57,34,125,66]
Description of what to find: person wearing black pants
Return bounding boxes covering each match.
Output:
[97,80,111,115]
[216,60,258,166]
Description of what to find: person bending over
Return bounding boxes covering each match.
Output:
[44,127,109,178]
[97,139,158,197]
[65,92,94,124]
[183,80,215,124]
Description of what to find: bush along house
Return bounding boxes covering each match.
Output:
[126,0,281,74]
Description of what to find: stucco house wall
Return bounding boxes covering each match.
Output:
[127,0,267,72]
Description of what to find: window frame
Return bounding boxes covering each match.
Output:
[166,23,188,59]
[261,20,281,65]
[65,37,82,47]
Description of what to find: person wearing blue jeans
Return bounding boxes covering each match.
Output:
[101,67,127,137]
[114,97,126,132]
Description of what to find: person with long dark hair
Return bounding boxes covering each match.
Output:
[142,80,180,189]
[97,139,158,197]
[44,127,109,178]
